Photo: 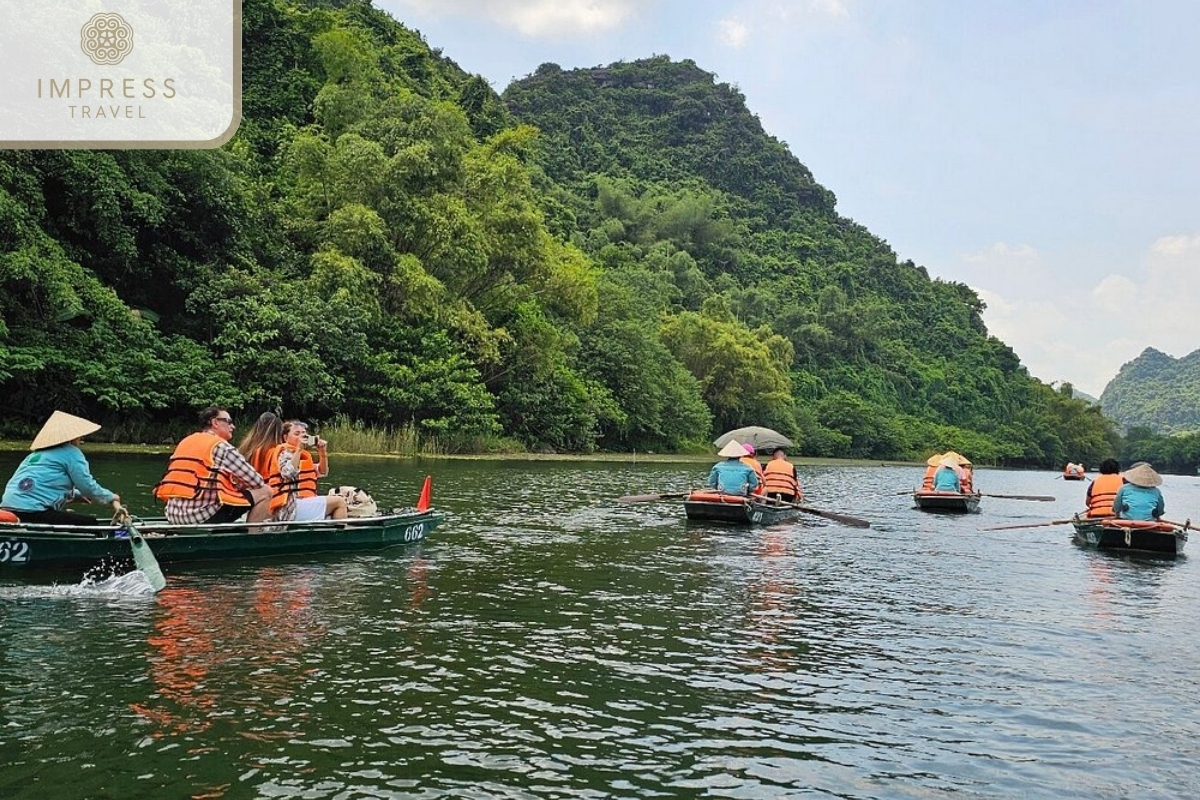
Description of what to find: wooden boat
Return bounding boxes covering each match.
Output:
[913,490,981,514]
[1071,516,1189,556]
[1061,473,1086,481]
[0,509,442,576]
[683,491,802,525]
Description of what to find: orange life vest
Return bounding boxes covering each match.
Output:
[1085,473,1124,518]
[740,456,766,494]
[265,445,320,512]
[960,468,974,494]
[921,465,937,490]
[153,432,250,507]
[762,459,801,498]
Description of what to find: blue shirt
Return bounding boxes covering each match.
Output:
[932,466,962,492]
[706,459,760,495]
[1,444,116,512]
[1112,484,1164,521]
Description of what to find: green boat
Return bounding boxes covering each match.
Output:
[0,509,442,577]
[913,490,981,514]
[1071,517,1189,556]
[683,491,803,525]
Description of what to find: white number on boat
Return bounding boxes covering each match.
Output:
[0,540,30,563]
[751,511,763,523]
[403,523,425,541]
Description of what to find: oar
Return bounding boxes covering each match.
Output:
[617,491,690,505]
[980,518,1076,531]
[979,493,1056,502]
[791,504,871,528]
[115,506,166,592]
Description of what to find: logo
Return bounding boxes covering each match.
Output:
[80,12,134,66]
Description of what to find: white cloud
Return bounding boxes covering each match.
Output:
[717,18,751,49]
[385,0,638,37]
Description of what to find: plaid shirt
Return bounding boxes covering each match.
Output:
[164,439,265,524]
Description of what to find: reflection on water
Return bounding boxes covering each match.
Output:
[2,456,1200,798]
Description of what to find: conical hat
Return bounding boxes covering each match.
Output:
[925,453,944,466]
[1122,462,1162,488]
[718,440,747,458]
[30,411,101,450]
[943,451,972,466]
[937,455,960,470]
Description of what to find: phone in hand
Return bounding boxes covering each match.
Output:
[303,433,318,447]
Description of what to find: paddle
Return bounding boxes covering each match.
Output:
[791,504,871,528]
[617,491,690,505]
[979,493,1056,502]
[115,506,166,592]
[979,518,1076,531]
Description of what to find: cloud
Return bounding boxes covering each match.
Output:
[717,18,751,49]
[385,0,638,37]
[966,233,1200,397]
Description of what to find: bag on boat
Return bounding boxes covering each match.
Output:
[329,486,378,518]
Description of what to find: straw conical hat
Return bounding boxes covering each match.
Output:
[925,453,944,466]
[937,455,960,470]
[718,440,747,458]
[1122,462,1162,488]
[30,411,101,451]
[943,450,972,466]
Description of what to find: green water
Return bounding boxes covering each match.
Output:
[2,454,1200,798]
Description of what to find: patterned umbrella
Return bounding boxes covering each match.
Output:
[712,426,794,451]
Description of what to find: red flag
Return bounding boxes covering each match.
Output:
[416,475,432,511]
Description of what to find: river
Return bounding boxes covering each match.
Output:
[1,454,1199,799]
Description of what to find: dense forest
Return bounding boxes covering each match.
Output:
[0,0,1126,466]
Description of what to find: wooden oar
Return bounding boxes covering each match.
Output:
[979,493,1056,502]
[617,491,690,505]
[116,506,166,592]
[793,504,871,528]
[979,518,1076,531]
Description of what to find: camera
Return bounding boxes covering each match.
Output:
[302,433,318,447]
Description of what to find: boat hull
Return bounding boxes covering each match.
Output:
[1071,518,1188,556]
[913,491,981,514]
[683,493,802,525]
[0,510,441,575]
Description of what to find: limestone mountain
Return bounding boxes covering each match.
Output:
[1100,348,1200,434]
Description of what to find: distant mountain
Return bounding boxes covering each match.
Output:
[1099,348,1200,433]
[1071,388,1098,405]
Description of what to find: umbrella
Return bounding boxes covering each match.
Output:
[713,426,794,451]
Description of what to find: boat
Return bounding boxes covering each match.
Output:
[0,509,441,576]
[683,491,802,525]
[1071,516,1189,556]
[913,490,981,514]
[1062,462,1087,481]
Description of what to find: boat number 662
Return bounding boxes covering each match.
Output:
[403,523,425,542]
[0,540,30,563]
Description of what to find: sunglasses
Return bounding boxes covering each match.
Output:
[215,416,234,424]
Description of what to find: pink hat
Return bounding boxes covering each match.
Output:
[743,443,756,455]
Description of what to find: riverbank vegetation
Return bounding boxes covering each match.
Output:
[0,0,1128,467]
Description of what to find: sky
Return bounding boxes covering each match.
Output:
[374,0,1200,398]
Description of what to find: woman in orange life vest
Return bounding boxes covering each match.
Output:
[264,420,348,522]
[740,443,767,495]
[762,447,802,503]
[1084,459,1124,518]
[237,412,284,479]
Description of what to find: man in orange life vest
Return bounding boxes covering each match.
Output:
[154,407,272,525]
[762,447,802,503]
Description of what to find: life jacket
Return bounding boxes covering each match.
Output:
[153,432,250,507]
[960,468,974,494]
[740,456,766,494]
[762,459,800,497]
[1085,473,1124,518]
[921,465,937,490]
[265,445,320,512]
